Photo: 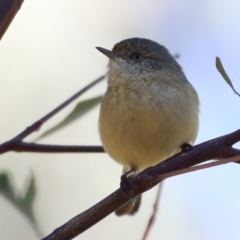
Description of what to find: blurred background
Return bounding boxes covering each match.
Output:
[1,0,240,239]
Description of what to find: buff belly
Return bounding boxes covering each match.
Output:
[99,90,198,171]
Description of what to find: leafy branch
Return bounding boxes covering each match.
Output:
[0,76,105,155]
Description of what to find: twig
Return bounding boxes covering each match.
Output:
[156,155,240,182]
[42,129,240,240]
[0,141,104,154]
[0,76,105,155]
[142,183,163,240]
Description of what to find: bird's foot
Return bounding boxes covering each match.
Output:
[180,143,194,152]
[120,169,136,192]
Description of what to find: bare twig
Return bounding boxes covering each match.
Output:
[156,155,240,182]
[0,141,104,154]
[142,183,163,240]
[42,129,240,240]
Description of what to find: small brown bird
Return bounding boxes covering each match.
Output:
[97,38,199,216]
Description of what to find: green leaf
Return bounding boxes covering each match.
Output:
[19,175,36,221]
[216,57,240,97]
[0,172,42,237]
[22,175,36,208]
[0,172,15,201]
[35,95,103,141]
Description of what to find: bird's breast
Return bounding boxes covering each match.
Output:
[99,79,199,170]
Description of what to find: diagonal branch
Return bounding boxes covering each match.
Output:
[42,129,240,240]
[16,75,105,140]
[0,76,105,155]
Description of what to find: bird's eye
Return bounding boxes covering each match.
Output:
[130,53,142,61]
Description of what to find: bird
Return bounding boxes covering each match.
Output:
[97,38,199,216]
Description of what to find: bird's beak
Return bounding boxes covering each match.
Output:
[96,47,117,59]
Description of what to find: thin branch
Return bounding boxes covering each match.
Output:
[0,141,104,154]
[0,0,24,40]
[155,155,240,183]
[42,129,240,240]
[0,76,105,155]
[142,183,163,240]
